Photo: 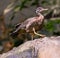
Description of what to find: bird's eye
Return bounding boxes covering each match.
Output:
[38,7,41,10]
[36,10,40,13]
[36,7,44,11]
[37,7,42,10]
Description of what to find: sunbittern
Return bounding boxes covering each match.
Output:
[10,7,48,39]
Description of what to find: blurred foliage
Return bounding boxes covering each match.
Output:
[44,19,60,32]
[20,0,32,10]
[44,19,60,36]
[14,0,39,11]
[14,0,60,11]
[44,21,55,32]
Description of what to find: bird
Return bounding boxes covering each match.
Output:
[10,7,48,39]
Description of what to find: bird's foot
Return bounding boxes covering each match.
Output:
[33,27,46,38]
[37,34,46,38]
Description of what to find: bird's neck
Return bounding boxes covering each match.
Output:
[38,13,44,20]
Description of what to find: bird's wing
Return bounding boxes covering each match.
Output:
[22,17,37,25]
[10,17,37,34]
[23,17,37,30]
[17,17,37,29]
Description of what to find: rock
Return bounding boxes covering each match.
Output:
[0,36,60,58]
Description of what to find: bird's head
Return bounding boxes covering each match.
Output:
[36,7,48,15]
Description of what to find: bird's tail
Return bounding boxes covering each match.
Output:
[9,29,19,38]
[9,23,21,38]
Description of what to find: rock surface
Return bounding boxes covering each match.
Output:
[0,36,60,58]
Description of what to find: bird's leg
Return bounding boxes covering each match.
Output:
[33,27,46,38]
[30,33,35,40]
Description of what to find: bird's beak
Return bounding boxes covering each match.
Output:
[43,8,48,11]
[41,8,48,12]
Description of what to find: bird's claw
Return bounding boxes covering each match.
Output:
[38,34,46,38]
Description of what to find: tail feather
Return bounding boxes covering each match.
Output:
[9,31,19,38]
[9,23,21,38]
[9,27,19,38]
